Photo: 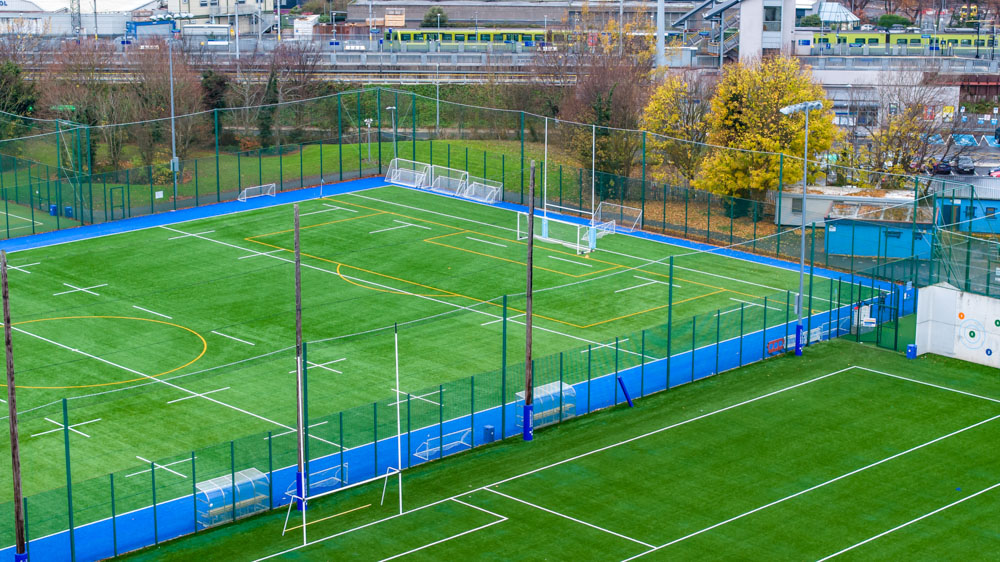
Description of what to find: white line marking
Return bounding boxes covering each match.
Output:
[168,230,215,240]
[370,220,433,235]
[211,330,255,346]
[7,262,40,274]
[548,255,592,267]
[255,367,851,561]
[634,275,680,288]
[300,203,357,217]
[0,210,42,225]
[623,411,1000,560]
[167,387,230,404]
[379,499,508,562]
[581,339,629,354]
[466,236,507,248]
[132,305,172,319]
[729,298,782,312]
[487,488,653,548]
[238,249,285,260]
[481,313,525,326]
[388,388,441,407]
[816,480,1000,561]
[10,324,339,449]
[53,283,107,296]
[129,456,188,479]
[288,358,346,375]
[855,366,1000,404]
[614,281,657,294]
[31,417,101,438]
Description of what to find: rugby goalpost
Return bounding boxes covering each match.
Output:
[237,183,276,202]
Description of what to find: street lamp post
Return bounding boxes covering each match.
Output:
[779,100,824,357]
[386,106,397,159]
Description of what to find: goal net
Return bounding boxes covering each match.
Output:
[465,176,502,204]
[237,183,276,202]
[592,202,642,234]
[517,212,596,254]
[429,165,469,196]
[385,158,431,188]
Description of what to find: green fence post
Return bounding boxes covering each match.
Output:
[558,353,564,421]
[501,295,507,439]
[109,474,116,556]
[520,111,525,204]
[257,148,262,187]
[373,401,378,474]
[738,304,744,367]
[447,144,451,169]
[377,89,383,174]
[411,91,417,161]
[406,394,412,468]
[357,91,362,176]
[214,109,221,202]
[438,385,444,460]
[785,290,791,347]
[777,153,784,251]
[640,329,645,397]
[470,375,475,448]
[339,413,345,483]
[3,189,9,239]
[279,144,285,192]
[752,201,758,253]
[684,188,689,237]
[729,198,735,245]
[194,160,199,206]
[267,431,273,508]
[230,441,237,521]
[707,192,712,243]
[666,256,674,389]
[148,166,154,215]
[586,345,592,413]
[62,398,75,562]
[151,459,158,545]
[429,139,433,167]
[464,147,469,173]
[337,93,343,181]
[501,155,505,200]
[690,316,697,382]
[762,297,768,360]
[807,223,816,346]
[715,310,721,374]
[613,337,620,405]
[641,131,647,228]
[299,143,304,189]
[191,452,198,532]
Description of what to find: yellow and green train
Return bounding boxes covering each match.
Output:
[812,31,998,48]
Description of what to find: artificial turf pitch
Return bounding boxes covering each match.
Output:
[0,182,856,532]
[115,338,1000,560]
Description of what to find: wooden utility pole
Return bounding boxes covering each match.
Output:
[523,162,536,442]
[293,205,306,511]
[2,251,27,561]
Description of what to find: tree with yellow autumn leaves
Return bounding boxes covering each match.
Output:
[643,57,838,201]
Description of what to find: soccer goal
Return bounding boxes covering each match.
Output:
[237,183,276,202]
[465,176,502,204]
[385,158,431,188]
[592,202,642,234]
[517,212,596,254]
[429,165,469,196]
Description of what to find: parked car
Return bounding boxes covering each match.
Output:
[989,167,1000,178]
[953,155,976,175]
[889,24,905,32]
[933,160,952,174]
[860,24,875,31]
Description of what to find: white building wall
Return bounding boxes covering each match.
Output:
[738,0,763,62]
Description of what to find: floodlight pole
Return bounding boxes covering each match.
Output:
[168,39,179,208]
[293,205,306,511]
[523,161,536,442]
[2,252,27,562]
[779,100,823,356]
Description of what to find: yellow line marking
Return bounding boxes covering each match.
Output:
[6,316,207,389]
[285,503,371,532]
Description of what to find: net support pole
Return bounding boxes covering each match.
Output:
[523,161,536,442]
[293,204,306,513]
[393,323,403,515]
[2,251,27,562]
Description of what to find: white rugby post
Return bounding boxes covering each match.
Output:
[779,100,823,356]
[393,323,403,514]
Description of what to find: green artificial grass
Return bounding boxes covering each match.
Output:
[119,338,1000,560]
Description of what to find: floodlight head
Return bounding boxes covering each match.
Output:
[780,100,824,115]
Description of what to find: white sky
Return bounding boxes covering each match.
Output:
[25,0,159,12]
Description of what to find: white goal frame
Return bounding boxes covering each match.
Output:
[385,158,431,188]
[237,183,276,202]
[429,165,469,196]
[517,212,596,254]
[465,176,502,204]
[592,202,642,234]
